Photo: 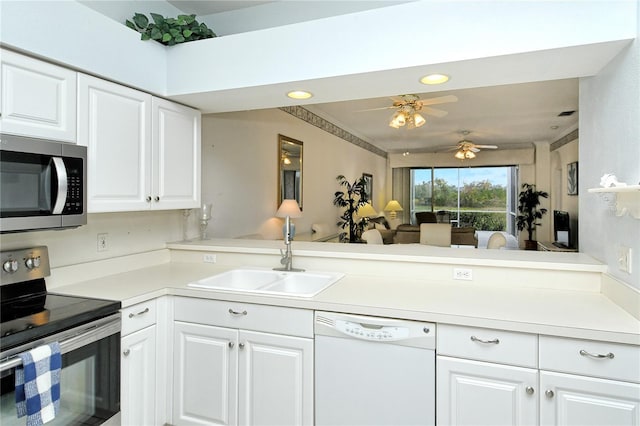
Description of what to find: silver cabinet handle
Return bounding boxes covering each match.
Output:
[154,196,160,202]
[423,327,430,334]
[239,342,245,349]
[470,336,500,344]
[526,386,534,395]
[228,308,247,316]
[128,307,150,318]
[123,349,130,357]
[228,342,234,348]
[146,196,152,202]
[545,390,555,398]
[580,349,614,359]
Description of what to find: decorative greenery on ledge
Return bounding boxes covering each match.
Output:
[126,13,216,46]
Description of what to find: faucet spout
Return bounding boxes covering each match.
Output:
[273,235,304,272]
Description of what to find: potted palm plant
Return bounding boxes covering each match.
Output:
[516,183,549,250]
[333,175,368,243]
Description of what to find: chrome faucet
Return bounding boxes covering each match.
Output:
[274,215,304,272]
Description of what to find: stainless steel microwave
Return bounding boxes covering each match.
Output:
[0,134,87,233]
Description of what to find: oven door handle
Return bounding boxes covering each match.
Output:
[0,315,120,373]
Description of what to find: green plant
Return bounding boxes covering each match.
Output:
[516,183,549,242]
[333,175,368,243]
[126,13,216,46]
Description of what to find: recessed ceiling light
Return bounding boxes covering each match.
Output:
[550,125,559,130]
[420,74,449,85]
[286,90,313,100]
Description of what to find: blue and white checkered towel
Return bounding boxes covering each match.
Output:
[15,342,61,426]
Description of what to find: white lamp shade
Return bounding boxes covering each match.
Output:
[384,200,404,212]
[413,113,426,127]
[276,199,302,218]
[356,202,378,218]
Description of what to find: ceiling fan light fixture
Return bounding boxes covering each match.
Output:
[389,111,406,128]
[454,150,465,160]
[286,90,313,100]
[413,113,426,127]
[420,73,449,85]
[465,150,476,159]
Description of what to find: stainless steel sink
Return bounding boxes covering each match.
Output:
[188,268,344,297]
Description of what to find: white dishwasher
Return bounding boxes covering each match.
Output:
[315,311,436,426]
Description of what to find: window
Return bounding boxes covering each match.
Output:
[411,166,517,234]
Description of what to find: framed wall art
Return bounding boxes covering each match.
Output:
[362,173,373,202]
[567,161,578,195]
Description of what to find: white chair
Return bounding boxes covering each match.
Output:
[419,223,451,247]
[361,229,384,245]
[487,232,507,249]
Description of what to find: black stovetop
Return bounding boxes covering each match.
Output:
[0,279,121,351]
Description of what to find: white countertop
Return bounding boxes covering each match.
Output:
[53,253,640,345]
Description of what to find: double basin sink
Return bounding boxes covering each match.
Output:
[188,268,345,297]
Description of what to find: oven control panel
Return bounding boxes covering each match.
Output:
[0,246,50,285]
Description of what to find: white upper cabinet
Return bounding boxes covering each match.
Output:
[152,97,201,210]
[0,49,77,142]
[78,74,200,212]
[78,74,152,212]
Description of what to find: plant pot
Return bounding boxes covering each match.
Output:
[524,240,538,251]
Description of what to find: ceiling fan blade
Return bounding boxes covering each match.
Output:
[419,95,458,106]
[354,106,396,112]
[421,106,448,118]
[474,145,498,149]
[470,147,480,153]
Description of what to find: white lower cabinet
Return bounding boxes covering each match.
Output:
[120,298,167,426]
[539,335,640,426]
[172,298,314,426]
[540,370,640,426]
[437,325,640,426]
[437,356,538,426]
[121,324,157,426]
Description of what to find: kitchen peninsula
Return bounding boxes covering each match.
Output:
[49,239,640,425]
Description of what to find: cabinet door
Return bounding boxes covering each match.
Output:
[151,97,201,210]
[1,49,77,142]
[437,356,538,426]
[78,74,152,212]
[173,322,238,426]
[540,370,640,426]
[238,330,313,426]
[121,325,157,426]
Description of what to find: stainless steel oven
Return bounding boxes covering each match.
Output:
[0,247,121,425]
[0,134,86,233]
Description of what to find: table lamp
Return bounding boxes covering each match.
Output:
[276,199,302,244]
[384,200,403,220]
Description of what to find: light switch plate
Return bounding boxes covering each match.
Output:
[617,246,632,273]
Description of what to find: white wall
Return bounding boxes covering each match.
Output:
[0,211,184,268]
[579,2,640,290]
[201,109,387,239]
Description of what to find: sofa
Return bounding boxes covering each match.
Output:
[393,224,478,247]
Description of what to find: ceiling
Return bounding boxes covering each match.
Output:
[166,1,579,155]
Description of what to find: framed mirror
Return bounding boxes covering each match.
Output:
[277,134,303,209]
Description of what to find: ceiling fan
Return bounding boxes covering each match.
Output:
[449,131,498,159]
[359,94,458,129]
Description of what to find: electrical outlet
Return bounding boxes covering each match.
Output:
[203,254,216,263]
[97,233,108,252]
[453,268,473,281]
[618,246,632,273]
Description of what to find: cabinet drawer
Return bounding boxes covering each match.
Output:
[173,297,313,338]
[438,324,538,368]
[539,335,640,383]
[121,299,157,336]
